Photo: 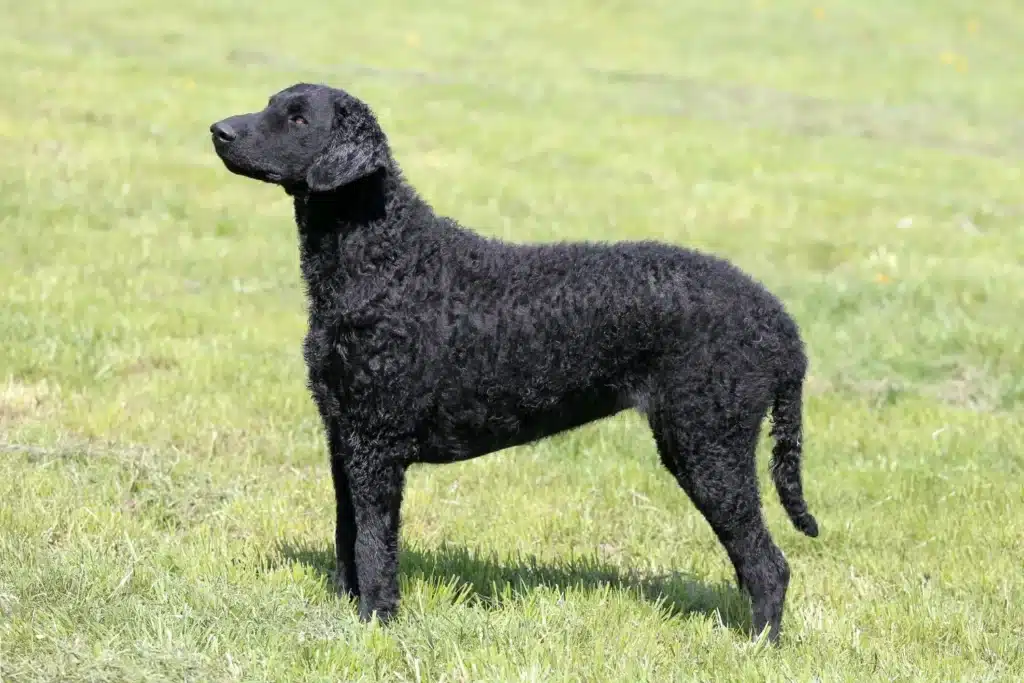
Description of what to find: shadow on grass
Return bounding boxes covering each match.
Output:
[275,540,751,634]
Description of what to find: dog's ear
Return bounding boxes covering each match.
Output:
[306,100,388,192]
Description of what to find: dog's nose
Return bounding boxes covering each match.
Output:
[210,121,237,143]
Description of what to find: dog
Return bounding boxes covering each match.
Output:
[210,83,818,642]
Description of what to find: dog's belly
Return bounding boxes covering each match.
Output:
[417,384,627,464]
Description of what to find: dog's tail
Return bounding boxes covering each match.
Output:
[769,351,819,538]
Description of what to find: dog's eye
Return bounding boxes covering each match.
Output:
[289,114,308,126]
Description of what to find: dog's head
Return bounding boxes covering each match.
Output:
[210,83,389,193]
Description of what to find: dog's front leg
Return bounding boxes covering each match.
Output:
[347,454,406,624]
[328,422,359,600]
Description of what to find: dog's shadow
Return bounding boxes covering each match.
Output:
[276,540,751,634]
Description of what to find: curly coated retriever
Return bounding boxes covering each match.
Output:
[210,83,819,643]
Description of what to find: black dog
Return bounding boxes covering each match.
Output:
[210,83,818,643]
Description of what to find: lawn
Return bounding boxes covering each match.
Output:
[1,0,1022,680]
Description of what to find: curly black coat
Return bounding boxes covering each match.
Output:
[210,83,818,643]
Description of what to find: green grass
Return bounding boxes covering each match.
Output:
[1,0,1022,680]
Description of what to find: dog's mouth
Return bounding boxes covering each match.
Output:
[214,150,283,184]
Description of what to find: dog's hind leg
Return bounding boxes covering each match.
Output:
[647,379,791,643]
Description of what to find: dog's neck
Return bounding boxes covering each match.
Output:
[292,167,393,234]
[291,166,431,318]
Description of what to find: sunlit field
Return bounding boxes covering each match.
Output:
[1,1,1022,680]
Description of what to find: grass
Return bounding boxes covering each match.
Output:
[1,0,1022,680]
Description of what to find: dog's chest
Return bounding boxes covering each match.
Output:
[302,291,438,405]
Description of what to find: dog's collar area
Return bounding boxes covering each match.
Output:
[284,184,308,199]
